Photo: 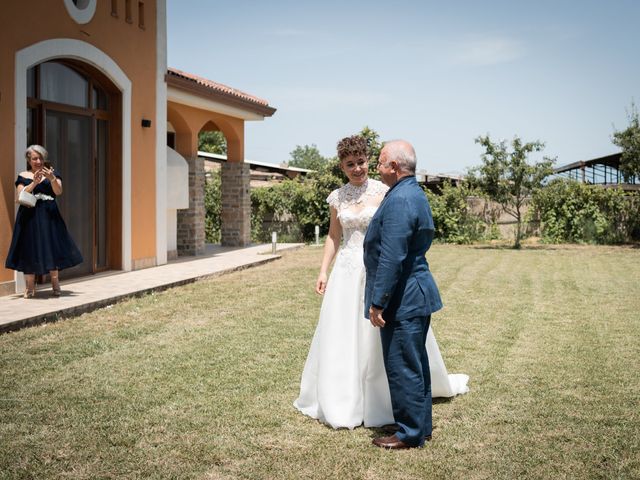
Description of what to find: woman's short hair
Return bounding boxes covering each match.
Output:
[337,135,368,161]
[25,145,48,170]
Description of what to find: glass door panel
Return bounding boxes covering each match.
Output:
[29,60,113,280]
[96,119,108,269]
[46,110,93,277]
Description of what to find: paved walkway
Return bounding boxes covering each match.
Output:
[0,243,303,333]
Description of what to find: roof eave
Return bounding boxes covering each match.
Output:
[554,152,622,174]
[166,73,277,118]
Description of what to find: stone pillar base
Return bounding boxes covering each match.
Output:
[177,155,206,255]
[221,162,251,246]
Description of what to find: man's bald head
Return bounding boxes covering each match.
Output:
[381,140,417,175]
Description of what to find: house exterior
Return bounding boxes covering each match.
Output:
[0,0,275,295]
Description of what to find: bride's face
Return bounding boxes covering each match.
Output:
[341,155,368,186]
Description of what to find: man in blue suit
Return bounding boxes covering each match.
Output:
[364,140,443,449]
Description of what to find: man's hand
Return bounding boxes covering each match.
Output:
[369,306,385,327]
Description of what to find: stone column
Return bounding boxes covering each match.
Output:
[221,162,251,246]
[177,155,206,255]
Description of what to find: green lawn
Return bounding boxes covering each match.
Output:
[1,245,639,479]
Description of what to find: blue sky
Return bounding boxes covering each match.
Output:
[167,0,640,174]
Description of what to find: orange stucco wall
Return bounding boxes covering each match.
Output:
[167,101,245,162]
[0,0,158,286]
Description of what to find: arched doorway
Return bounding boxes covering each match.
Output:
[26,60,121,278]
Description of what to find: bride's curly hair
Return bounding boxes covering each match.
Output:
[337,135,369,161]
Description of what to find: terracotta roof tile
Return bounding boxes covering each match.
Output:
[167,67,270,107]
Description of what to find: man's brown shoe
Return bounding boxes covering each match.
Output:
[372,434,421,449]
[381,424,400,434]
[380,425,433,440]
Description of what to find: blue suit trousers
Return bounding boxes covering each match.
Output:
[380,314,432,446]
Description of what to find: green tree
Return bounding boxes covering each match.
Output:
[612,101,640,180]
[359,125,382,178]
[470,135,555,248]
[288,144,327,170]
[198,131,227,155]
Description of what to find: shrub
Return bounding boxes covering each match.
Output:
[204,170,222,243]
[251,180,304,243]
[530,179,640,244]
[426,182,487,244]
[251,160,344,243]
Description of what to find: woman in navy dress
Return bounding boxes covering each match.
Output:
[5,145,83,298]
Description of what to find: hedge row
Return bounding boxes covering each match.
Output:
[204,173,640,245]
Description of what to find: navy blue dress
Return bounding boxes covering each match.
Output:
[5,173,83,275]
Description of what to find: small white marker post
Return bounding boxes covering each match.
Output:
[271,231,277,254]
[315,225,320,246]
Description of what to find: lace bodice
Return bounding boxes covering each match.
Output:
[327,179,387,212]
[338,206,378,252]
[327,180,388,269]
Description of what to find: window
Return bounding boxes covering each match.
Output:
[125,0,132,23]
[27,108,38,146]
[39,62,89,108]
[63,0,97,24]
[92,86,109,110]
[138,1,145,29]
[27,67,36,98]
[29,61,112,113]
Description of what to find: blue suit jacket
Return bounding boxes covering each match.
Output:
[363,176,442,321]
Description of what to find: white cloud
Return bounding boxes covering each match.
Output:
[451,35,525,67]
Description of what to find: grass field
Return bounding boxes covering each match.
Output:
[1,245,639,479]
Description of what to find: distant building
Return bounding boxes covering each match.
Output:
[199,152,313,188]
[417,170,465,192]
[551,153,639,191]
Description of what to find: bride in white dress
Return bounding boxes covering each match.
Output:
[294,135,469,429]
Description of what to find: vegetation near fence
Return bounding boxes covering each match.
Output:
[530,179,640,244]
[206,170,640,246]
[250,160,344,243]
[426,182,492,244]
[204,124,639,246]
[204,170,222,243]
[205,165,340,245]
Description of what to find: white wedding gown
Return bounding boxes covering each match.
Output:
[294,180,469,429]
